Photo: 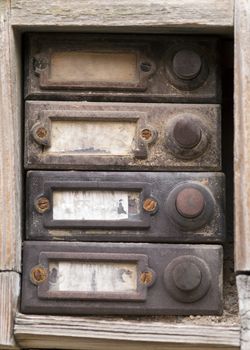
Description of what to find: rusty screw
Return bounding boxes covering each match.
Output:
[141,128,153,141]
[176,187,205,219]
[140,271,153,285]
[143,198,158,213]
[172,49,202,80]
[140,62,152,72]
[35,196,50,214]
[30,265,48,285]
[172,261,202,292]
[33,56,48,71]
[173,119,201,149]
[36,126,48,139]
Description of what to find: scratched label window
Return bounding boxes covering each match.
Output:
[46,120,137,156]
[49,51,139,83]
[53,190,140,220]
[48,261,137,293]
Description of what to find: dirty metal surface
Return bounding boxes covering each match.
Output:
[25,101,221,171]
[26,171,225,243]
[24,34,220,103]
[21,242,223,316]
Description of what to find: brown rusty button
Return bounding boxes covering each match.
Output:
[173,119,201,149]
[176,188,205,218]
[172,261,202,292]
[143,198,158,214]
[172,49,202,80]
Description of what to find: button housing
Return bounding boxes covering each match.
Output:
[21,242,223,316]
[25,34,221,103]
[25,101,221,171]
[26,171,225,243]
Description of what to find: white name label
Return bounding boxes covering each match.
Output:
[53,190,140,221]
[47,120,136,156]
[49,51,138,83]
[49,261,137,293]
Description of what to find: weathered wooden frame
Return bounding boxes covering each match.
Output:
[1,0,245,349]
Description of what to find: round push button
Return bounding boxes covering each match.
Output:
[176,187,205,219]
[172,49,202,80]
[172,261,202,292]
[173,119,201,149]
[163,255,211,303]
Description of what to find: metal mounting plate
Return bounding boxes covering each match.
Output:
[25,34,221,103]
[21,242,223,316]
[26,171,225,243]
[25,101,221,171]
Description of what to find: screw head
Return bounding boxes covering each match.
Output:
[32,123,50,146]
[140,271,153,285]
[172,49,202,80]
[140,62,152,72]
[30,265,48,285]
[143,198,158,214]
[176,187,205,218]
[35,196,50,214]
[33,56,48,71]
[140,127,156,143]
[36,126,48,139]
[172,261,202,292]
[173,119,201,149]
[141,128,152,141]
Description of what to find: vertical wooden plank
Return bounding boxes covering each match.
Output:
[233,2,250,350]
[234,0,250,272]
[236,275,250,350]
[0,0,22,271]
[0,272,20,349]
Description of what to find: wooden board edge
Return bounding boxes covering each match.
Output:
[10,0,234,34]
[14,313,240,349]
[237,275,250,350]
[0,272,20,349]
[0,0,22,272]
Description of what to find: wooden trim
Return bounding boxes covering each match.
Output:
[237,275,250,350]
[14,313,240,349]
[10,0,234,34]
[0,272,20,349]
[234,0,250,272]
[0,0,22,272]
